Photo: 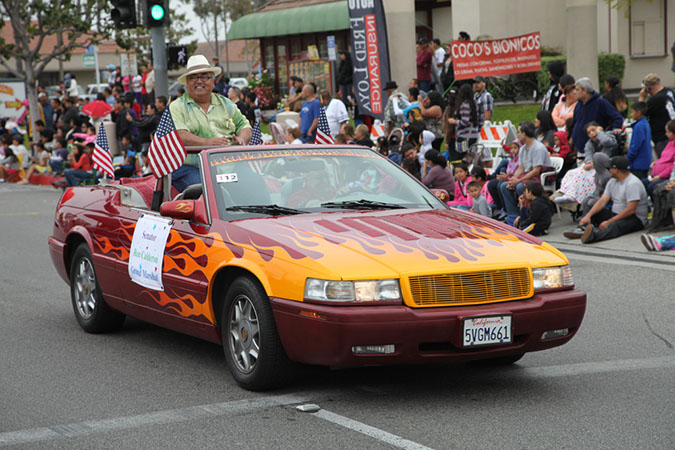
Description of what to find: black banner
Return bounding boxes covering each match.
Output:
[348,0,390,121]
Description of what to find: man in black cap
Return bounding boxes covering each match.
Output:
[473,75,493,124]
[576,156,648,244]
[541,60,565,112]
[383,80,405,134]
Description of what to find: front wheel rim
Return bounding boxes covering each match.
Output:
[228,295,260,374]
[74,258,96,319]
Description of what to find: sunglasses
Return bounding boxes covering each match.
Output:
[187,74,214,82]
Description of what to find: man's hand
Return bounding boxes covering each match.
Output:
[612,128,622,135]
[496,173,507,181]
[513,216,520,227]
[231,135,245,146]
[579,215,590,227]
[506,178,519,189]
[209,136,232,146]
[599,220,611,230]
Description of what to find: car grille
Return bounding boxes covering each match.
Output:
[407,268,532,306]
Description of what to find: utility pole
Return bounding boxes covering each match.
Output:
[152,26,168,97]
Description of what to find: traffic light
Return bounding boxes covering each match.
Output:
[111,0,137,29]
[145,0,168,27]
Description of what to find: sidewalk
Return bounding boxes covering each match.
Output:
[539,209,675,262]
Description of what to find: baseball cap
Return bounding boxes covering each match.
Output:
[609,156,629,170]
[474,76,486,83]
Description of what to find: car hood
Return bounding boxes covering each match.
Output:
[219,209,568,279]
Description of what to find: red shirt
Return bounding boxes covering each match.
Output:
[416,49,433,82]
[72,153,92,171]
[141,73,148,95]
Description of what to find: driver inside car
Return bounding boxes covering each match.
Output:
[287,170,335,208]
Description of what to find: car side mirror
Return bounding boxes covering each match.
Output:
[160,200,195,220]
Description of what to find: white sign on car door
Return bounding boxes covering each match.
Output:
[128,214,173,290]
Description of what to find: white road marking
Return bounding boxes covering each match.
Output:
[312,409,434,450]
[0,393,310,446]
[2,355,675,446]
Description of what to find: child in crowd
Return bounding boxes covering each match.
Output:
[626,101,652,179]
[447,163,471,209]
[469,167,494,206]
[401,144,421,180]
[139,149,151,176]
[418,130,435,165]
[467,181,491,217]
[0,147,19,182]
[334,133,347,145]
[114,155,137,179]
[17,142,51,184]
[641,234,675,252]
[514,180,552,236]
[50,138,69,174]
[340,123,356,144]
[119,135,135,158]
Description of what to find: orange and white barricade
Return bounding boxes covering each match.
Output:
[478,120,518,156]
[370,120,386,141]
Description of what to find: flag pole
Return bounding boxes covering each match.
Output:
[151,177,163,211]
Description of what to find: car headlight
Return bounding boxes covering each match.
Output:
[304,278,402,303]
[532,266,574,290]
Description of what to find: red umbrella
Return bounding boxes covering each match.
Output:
[82,100,113,118]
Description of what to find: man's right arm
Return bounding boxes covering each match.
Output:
[176,130,231,147]
[579,193,611,226]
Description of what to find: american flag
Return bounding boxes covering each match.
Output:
[249,119,262,145]
[92,122,114,179]
[315,107,334,145]
[148,108,186,178]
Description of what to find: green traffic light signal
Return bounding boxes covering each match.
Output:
[150,4,164,21]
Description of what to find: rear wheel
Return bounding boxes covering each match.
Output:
[70,243,125,333]
[221,276,294,390]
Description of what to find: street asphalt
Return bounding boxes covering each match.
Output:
[1,183,673,449]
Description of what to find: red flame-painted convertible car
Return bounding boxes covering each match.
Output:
[49,145,586,390]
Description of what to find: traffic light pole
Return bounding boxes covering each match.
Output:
[152,25,168,98]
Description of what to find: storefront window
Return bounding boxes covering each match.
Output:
[265,45,275,78]
[318,38,328,59]
[291,40,302,61]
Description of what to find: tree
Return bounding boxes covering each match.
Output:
[0,0,112,140]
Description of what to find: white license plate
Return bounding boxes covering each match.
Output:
[462,315,512,347]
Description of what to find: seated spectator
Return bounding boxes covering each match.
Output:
[641,233,675,252]
[0,147,19,182]
[535,110,557,149]
[513,180,552,236]
[119,135,135,158]
[602,75,628,118]
[448,163,472,209]
[9,135,30,171]
[284,127,303,145]
[418,130,434,165]
[354,124,375,148]
[139,149,152,176]
[418,91,444,150]
[401,144,421,180]
[549,130,574,188]
[626,101,652,180]
[50,138,69,174]
[334,133,347,145]
[72,125,97,145]
[340,123,356,144]
[644,120,675,197]
[648,163,675,231]
[468,181,491,217]
[554,122,616,206]
[114,155,137,179]
[497,121,551,223]
[17,142,51,184]
[552,84,578,128]
[64,144,93,187]
[469,167,494,205]
[421,149,454,194]
[488,140,520,219]
[575,156,648,244]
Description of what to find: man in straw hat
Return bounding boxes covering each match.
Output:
[169,54,251,190]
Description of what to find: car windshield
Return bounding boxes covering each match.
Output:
[208,147,445,219]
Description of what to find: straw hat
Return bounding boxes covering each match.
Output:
[177,55,222,85]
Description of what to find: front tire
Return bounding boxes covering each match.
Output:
[221,276,294,390]
[70,243,125,333]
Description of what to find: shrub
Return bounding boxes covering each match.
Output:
[598,53,625,92]
[252,85,279,110]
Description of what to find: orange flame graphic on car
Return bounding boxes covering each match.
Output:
[141,289,210,318]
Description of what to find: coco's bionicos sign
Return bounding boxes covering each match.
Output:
[451,32,541,80]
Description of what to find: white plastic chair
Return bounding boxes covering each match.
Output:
[540,156,564,217]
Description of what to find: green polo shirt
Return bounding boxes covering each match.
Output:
[170,92,250,167]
